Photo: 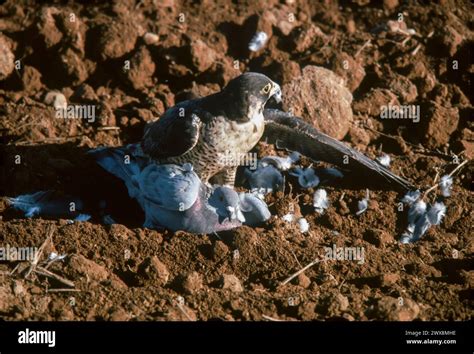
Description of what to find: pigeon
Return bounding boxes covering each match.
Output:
[89,145,270,233]
[244,163,284,194]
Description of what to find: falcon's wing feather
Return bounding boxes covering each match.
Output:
[142,102,202,159]
[263,109,414,191]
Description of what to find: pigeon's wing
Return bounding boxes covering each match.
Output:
[263,109,414,191]
[141,102,203,159]
[138,164,201,211]
[88,145,142,199]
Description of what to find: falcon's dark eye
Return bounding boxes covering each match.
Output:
[261,83,272,95]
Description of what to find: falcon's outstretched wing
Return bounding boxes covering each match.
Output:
[263,109,414,191]
[141,102,203,159]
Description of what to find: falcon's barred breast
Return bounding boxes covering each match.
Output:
[142,73,281,186]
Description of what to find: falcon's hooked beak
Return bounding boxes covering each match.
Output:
[270,83,282,103]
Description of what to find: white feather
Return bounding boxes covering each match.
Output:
[377,154,391,167]
[439,175,453,197]
[297,218,309,233]
[427,202,446,225]
[313,189,329,214]
[282,213,295,223]
[401,190,421,205]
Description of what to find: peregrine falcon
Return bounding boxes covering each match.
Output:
[142,72,282,186]
[142,72,413,191]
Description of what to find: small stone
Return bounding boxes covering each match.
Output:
[353,88,399,117]
[376,296,420,321]
[325,293,349,316]
[220,274,243,292]
[297,301,316,320]
[212,240,229,260]
[189,39,216,72]
[21,66,43,93]
[431,26,463,57]
[364,229,393,247]
[329,52,365,92]
[97,19,139,60]
[296,273,311,288]
[143,32,159,45]
[419,101,459,149]
[383,0,399,10]
[44,91,67,110]
[12,280,26,296]
[0,34,15,81]
[291,24,328,53]
[138,256,170,284]
[377,273,400,287]
[109,307,130,321]
[125,46,155,90]
[68,255,109,282]
[385,73,418,103]
[180,271,203,295]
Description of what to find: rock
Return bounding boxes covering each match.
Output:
[212,240,229,260]
[59,48,93,85]
[12,280,26,296]
[296,273,311,288]
[282,65,353,140]
[385,73,417,103]
[383,0,399,10]
[180,271,203,295]
[324,293,349,316]
[68,254,109,282]
[0,34,15,81]
[37,7,63,48]
[419,101,459,149]
[188,39,216,72]
[206,56,240,86]
[138,256,169,284]
[347,125,371,147]
[376,273,400,287]
[329,52,365,92]
[21,66,43,93]
[364,229,393,247]
[97,19,139,60]
[231,225,259,253]
[44,91,67,110]
[125,46,155,90]
[143,32,159,45]
[291,24,328,53]
[431,26,463,57]
[353,88,399,117]
[73,83,99,102]
[376,296,420,321]
[220,274,243,292]
[297,301,316,320]
[109,307,131,321]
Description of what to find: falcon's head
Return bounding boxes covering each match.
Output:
[220,72,282,121]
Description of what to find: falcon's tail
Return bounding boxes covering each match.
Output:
[263,109,414,191]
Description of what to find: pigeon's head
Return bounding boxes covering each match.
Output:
[208,186,245,223]
[222,73,281,120]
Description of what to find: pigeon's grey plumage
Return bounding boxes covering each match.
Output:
[89,145,270,233]
[244,163,284,193]
[238,193,271,226]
